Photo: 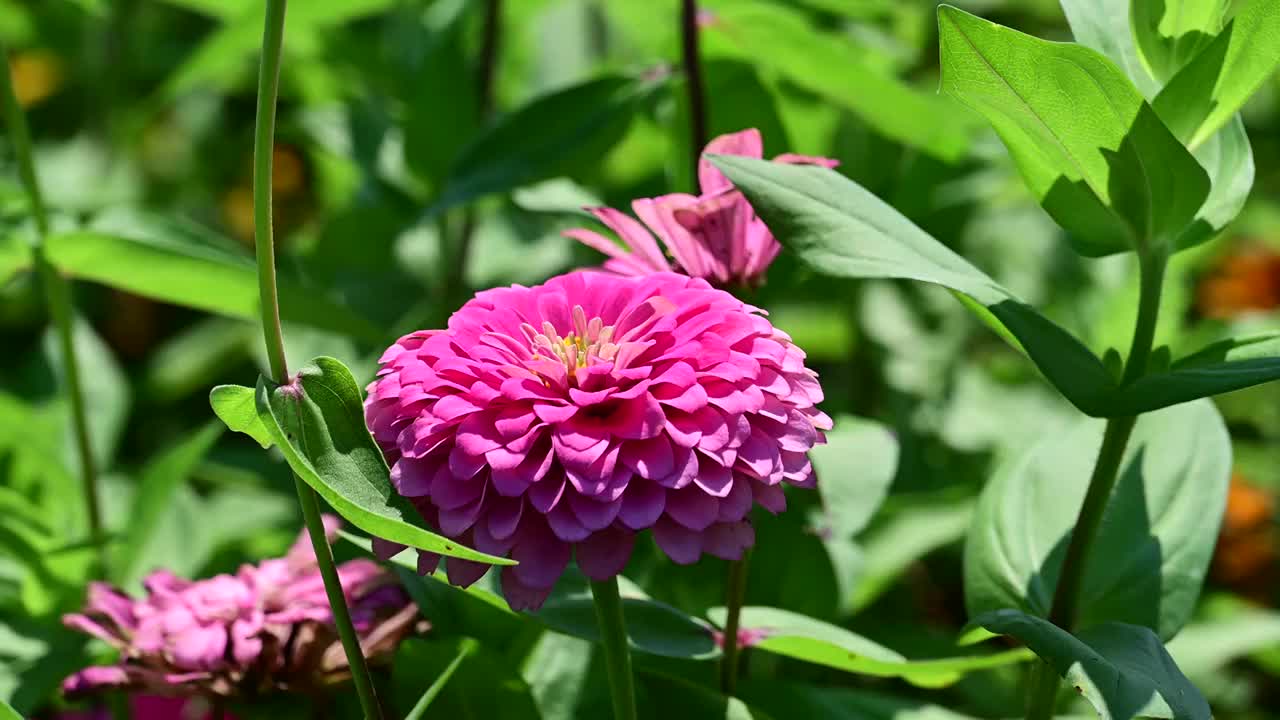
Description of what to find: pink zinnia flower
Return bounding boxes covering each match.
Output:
[62,517,420,699]
[565,128,837,288]
[364,271,830,610]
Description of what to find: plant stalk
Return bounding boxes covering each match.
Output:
[680,0,707,184]
[719,549,752,695]
[252,4,383,718]
[0,37,106,574]
[590,577,638,720]
[1027,250,1167,720]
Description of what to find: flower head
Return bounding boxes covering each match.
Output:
[365,271,830,610]
[566,128,837,288]
[62,517,419,699]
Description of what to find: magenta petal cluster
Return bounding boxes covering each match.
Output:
[566,128,837,288]
[365,271,831,611]
[62,517,418,699]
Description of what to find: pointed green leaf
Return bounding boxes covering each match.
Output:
[706,606,1031,688]
[255,356,513,566]
[1105,330,1280,414]
[210,384,272,449]
[1153,0,1280,149]
[709,156,1118,416]
[1132,0,1228,81]
[938,5,1209,255]
[1061,0,1159,95]
[965,400,1230,640]
[976,610,1210,720]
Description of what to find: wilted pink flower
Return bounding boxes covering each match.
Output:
[365,271,830,610]
[566,128,837,288]
[62,517,420,699]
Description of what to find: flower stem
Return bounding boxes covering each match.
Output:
[590,577,638,720]
[680,0,707,184]
[1025,250,1167,720]
[252,4,383,718]
[0,38,106,575]
[719,548,752,695]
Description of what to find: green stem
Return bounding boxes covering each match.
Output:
[680,0,707,184]
[719,549,752,695]
[251,5,383,718]
[1028,251,1167,720]
[295,477,382,719]
[0,38,106,574]
[590,577,638,720]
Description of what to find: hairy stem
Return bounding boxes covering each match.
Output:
[0,37,106,574]
[1026,251,1166,720]
[719,549,752,695]
[252,4,383,718]
[590,577,638,720]
[680,0,707,185]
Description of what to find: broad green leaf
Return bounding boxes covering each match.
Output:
[210,385,271,449]
[522,633,612,720]
[965,400,1230,640]
[642,673,774,720]
[254,356,513,566]
[739,681,981,720]
[0,235,27,286]
[710,157,1118,416]
[1131,0,1228,81]
[706,606,1032,688]
[1153,0,1280,149]
[536,591,719,659]
[1166,115,1254,250]
[702,1,973,162]
[1105,330,1280,414]
[976,610,1210,720]
[1061,0,1160,95]
[812,416,898,539]
[938,5,1209,256]
[114,421,224,587]
[43,231,382,342]
[427,75,657,216]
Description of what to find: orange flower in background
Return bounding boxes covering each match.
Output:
[8,49,63,108]
[1211,473,1277,602]
[1196,246,1280,319]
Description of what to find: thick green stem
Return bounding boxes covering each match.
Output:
[0,38,106,574]
[1027,251,1167,720]
[590,577,638,720]
[295,477,382,718]
[252,4,382,718]
[719,549,752,695]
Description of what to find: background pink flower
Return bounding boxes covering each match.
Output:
[365,271,830,610]
[566,128,837,288]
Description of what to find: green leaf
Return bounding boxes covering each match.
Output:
[404,638,477,720]
[536,591,719,660]
[113,421,224,587]
[709,156,1118,416]
[1131,0,1228,81]
[42,317,130,472]
[1167,601,1280,679]
[706,606,1032,688]
[965,400,1230,640]
[812,416,898,539]
[702,1,974,162]
[642,673,775,720]
[976,610,1210,720]
[0,235,28,286]
[522,633,609,720]
[848,496,975,613]
[1061,0,1160,95]
[1166,115,1254,250]
[1153,0,1280,149]
[1105,330,1280,414]
[43,231,382,342]
[0,696,21,720]
[938,5,1209,256]
[428,75,656,216]
[254,356,514,566]
[210,384,272,449]
[739,680,982,720]
[390,638,541,720]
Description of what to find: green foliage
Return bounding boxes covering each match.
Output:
[1131,0,1228,82]
[247,357,513,564]
[976,609,1210,720]
[938,5,1208,257]
[965,400,1230,640]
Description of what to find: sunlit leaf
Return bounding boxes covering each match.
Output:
[1131,0,1228,81]
[210,385,271,449]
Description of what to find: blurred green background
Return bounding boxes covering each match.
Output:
[2,0,1279,717]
